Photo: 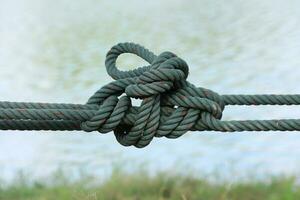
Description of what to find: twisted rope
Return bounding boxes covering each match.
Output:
[1,42,300,148]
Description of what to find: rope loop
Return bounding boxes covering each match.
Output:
[105,42,156,80]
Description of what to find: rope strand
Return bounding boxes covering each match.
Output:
[1,42,300,148]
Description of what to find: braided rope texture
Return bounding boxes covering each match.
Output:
[1,42,300,148]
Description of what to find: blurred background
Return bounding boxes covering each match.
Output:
[0,0,300,189]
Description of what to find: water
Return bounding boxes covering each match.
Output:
[0,0,300,182]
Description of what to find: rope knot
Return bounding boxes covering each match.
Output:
[85,42,225,148]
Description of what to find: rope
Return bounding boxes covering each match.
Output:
[1,42,300,148]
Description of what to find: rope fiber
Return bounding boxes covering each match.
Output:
[1,42,300,148]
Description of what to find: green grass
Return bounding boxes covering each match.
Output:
[0,171,299,200]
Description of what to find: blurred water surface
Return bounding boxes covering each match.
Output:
[0,0,300,182]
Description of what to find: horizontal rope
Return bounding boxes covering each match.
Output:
[1,42,299,148]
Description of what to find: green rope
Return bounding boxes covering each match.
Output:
[1,42,300,148]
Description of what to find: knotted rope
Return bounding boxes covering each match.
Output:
[1,42,300,148]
